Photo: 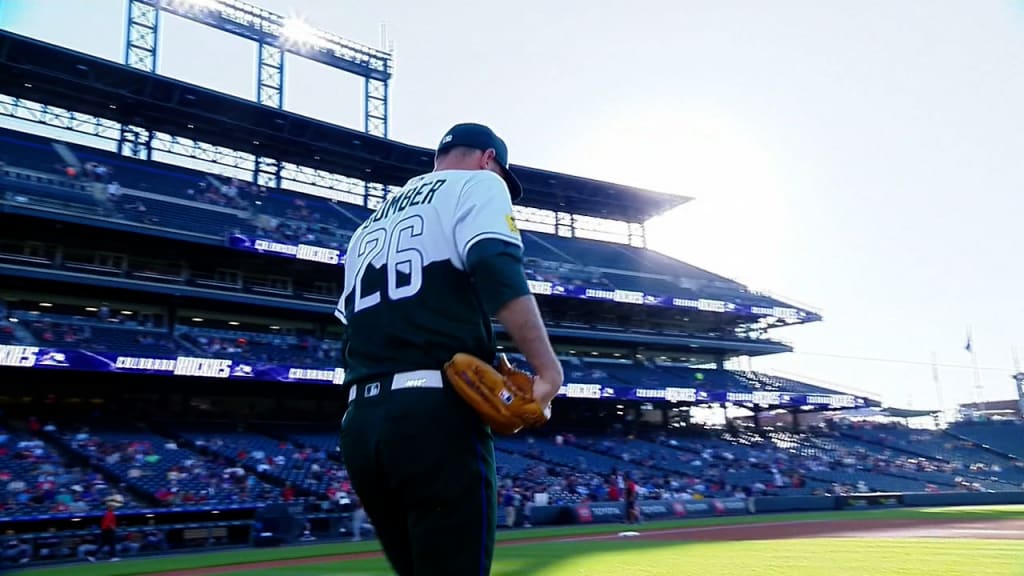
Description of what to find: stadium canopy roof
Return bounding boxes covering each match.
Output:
[879,407,940,418]
[0,31,691,223]
[838,407,938,419]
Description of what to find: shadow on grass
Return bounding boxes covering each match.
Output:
[916,504,1024,517]
[234,540,715,576]
[241,537,1024,576]
[492,539,708,576]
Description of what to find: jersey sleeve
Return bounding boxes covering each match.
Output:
[452,171,524,268]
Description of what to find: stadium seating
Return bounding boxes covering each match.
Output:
[950,421,1024,459]
[498,437,628,476]
[578,360,687,389]
[1,307,345,367]
[110,193,241,238]
[0,428,136,516]
[12,312,181,356]
[2,167,105,214]
[656,365,746,391]
[176,327,341,367]
[0,322,17,345]
[494,449,549,477]
[526,233,668,278]
[55,426,286,507]
[279,428,342,456]
[841,425,1024,485]
[734,371,842,396]
[0,127,804,313]
[563,359,775,394]
[0,420,1017,520]
[0,132,68,173]
[768,429,1021,492]
[169,423,346,497]
[0,306,828,396]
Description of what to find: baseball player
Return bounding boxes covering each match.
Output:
[336,123,562,576]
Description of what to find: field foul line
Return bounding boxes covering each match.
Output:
[553,520,825,543]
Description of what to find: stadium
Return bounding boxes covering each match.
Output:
[1,2,1023,575]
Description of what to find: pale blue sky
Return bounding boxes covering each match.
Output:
[2,0,1023,410]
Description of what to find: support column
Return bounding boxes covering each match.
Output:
[365,78,388,138]
[121,0,159,160]
[254,42,284,188]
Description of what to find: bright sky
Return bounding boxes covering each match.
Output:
[2,0,1023,411]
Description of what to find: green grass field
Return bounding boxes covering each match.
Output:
[19,505,1024,576]
[233,539,1024,576]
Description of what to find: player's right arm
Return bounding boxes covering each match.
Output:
[454,172,563,408]
[493,294,563,408]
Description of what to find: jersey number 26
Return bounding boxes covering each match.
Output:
[352,215,425,313]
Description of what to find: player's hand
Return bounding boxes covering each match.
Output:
[445,353,554,435]
[532,372,562,410]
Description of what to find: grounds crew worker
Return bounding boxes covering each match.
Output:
[336,123,562,576]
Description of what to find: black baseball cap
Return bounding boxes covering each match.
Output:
[437,123,523,202]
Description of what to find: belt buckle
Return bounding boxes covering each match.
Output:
[364,382,381,398]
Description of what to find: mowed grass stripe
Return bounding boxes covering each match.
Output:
[227,538,1024,576]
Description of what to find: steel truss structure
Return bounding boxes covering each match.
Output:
[123,0,393,184]
[256,41,284,188]
[1,97,553,235]
[0,93,630,234]
[0,93,639,242]
[0,96,373,207]
[1,4,655,241]
[122,0,161,160]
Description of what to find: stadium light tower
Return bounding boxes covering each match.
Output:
[124,0,393,148]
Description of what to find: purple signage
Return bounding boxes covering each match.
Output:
[226,233,809,321]
[0,344,345,384]
[0,345,863,408]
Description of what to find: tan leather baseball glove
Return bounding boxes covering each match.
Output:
[444,352,552,435]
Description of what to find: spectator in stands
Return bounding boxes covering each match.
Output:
[624,473,641,525]
[350,494,367,542]
[86,502,120,563]
[81,162,107,182]
[502,488,517,528]
[607,477,620,502]
[141,520,168,553]
[75,534,98,561]
[36,527,70,560]
[2,530,30,565]
[520,490,534,528]
[117,531,142,557]
[299,521,316,542]
[106,181,122,201]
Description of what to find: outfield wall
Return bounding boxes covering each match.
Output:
[533,490,1024,526]
[568,497,752,524]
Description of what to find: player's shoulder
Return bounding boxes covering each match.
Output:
[465,169,506,189]
[428,169,503,190]
[448,171,510,205]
